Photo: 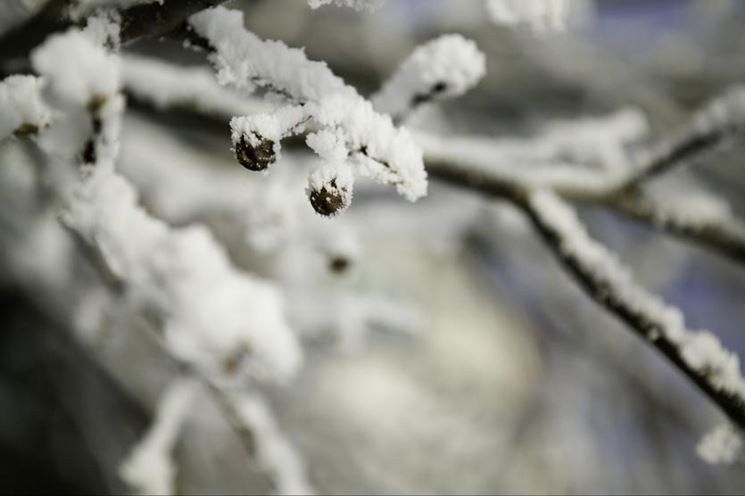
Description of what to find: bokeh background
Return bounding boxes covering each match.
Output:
[1,0,745,494]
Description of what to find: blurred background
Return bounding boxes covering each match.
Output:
[1,0,745,494]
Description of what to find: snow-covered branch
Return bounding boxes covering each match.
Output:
[423,86,745,202]
[519,189,745,429]
[0,0,228,66]
[610,189,745,266]
[119,376,199,496]
[0,74,50,139]
[188,6,428,216]
[371,34,486,123]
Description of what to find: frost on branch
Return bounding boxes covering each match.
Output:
[31,30,120,106]
[697,423,744,466]
[228,392,315,495]
[527,190,745,417]
[120,377,198,496]
[486,0,593,34]
[30,28,303,385]
[122,54,269,117]
[63,167,303,384]
[0,75,50,139]
[372,35,486,122]
[306,0,384,12]
[189,6,427,215]
[68,0,162,21]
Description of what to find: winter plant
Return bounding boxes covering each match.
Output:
[1,0,744,494]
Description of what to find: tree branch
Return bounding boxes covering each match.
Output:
[0,0,228,67]
[608,192,745,265]
[516,189,745,429]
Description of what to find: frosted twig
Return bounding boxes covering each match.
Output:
[371,34,486,123]
[422,86,745,201]
[609,191,745,265]
[227,391,315,495]
[0,74,50,139]
[0,0,228,65]
[187,6,428,215]
[518,189,745,429]
[119,376,199,496]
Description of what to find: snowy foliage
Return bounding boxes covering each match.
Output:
[372,34,486,121]
[31,30,120,105]
[486,0,593,34]
[120,377,198,496]
[68,0,162,21]
[697,423,744,466]
[122,54,270,117]
[528,190,745,405]
[189,6,427,215]
[228,392,315,495]
[4,0,745,492]
[306,0,384,11]
[0,75,50,139]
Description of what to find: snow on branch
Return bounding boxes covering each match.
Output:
[0,0,227,64]
[307,0,384,11]
[0,74,50,139]
[423,85,745,203]
[122,54,270,118]
[486,0,594,35]
[620,85,745,191]
[372,34,486,123]
[227,391,315,495]
[697,423,744,466]
[188,6,428,216]
[120,376,199,496]
[31,26,303,386]
[610,188,745,265]
[521,189,745,429]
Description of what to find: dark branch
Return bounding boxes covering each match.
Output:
[608,192,745,266]
[119,0,227,45]
[0,0,228,68]
[514,192,745,430]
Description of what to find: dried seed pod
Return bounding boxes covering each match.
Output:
[307,165,354,217]
[235,136,276,171]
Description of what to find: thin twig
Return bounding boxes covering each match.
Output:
[515,190,745,429]
[0,0,228,68]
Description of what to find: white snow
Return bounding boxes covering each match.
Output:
[68,0,163,21]
[697,423,743,465]
[373,34,486,120]
[486,0,593,34]
[528,189,745,404]
[189,6,428,208]
[307,0,384,11]
[228,392,315,495]
[62,167,304,384]
[122,54,271,117]
[119,377,199,496]
[0,75,50,139]
[31,30,120,105]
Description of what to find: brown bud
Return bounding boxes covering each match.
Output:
[13,123,39,136]
[328,255,351,273]
[309,179,350,217]
[235,136,275,171]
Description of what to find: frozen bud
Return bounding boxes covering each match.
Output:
[234,135,276,171]
[230,110,307,172]
[307,164,354,217]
